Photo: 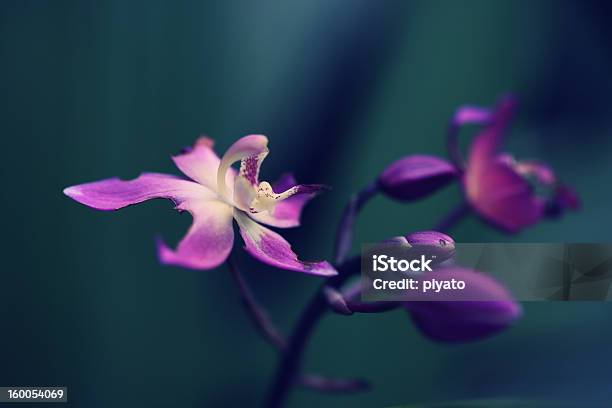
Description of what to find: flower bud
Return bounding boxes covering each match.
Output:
[378,155,457,201]
[404,230,455,264]
[404,267,521,343]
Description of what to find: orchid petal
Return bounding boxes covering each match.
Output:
[451,105,492,126]
[172,137,236,195]
[404,267,521,343]
[233,210,337,277]
[249,174,326,228]
[447,105,494,168]
[217,134,268,202]
[63,172,214,211]
[465,158,544,232]
[555,185,580,210]
[464,97,543,232]
[498,155,557,186]
[546,185,580,218]
[157,199,235,270]
[465,96,516,173]
[233,148,270,211]
[378,155,457,201]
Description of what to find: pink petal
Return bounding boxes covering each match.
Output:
[464,97,543,232]
[172,137,235,194]
[249,174,323,228]
[63,172,214,211]
[451,105,492,126]
[465,96,516,176]
[217,135,268,202]
[234,210,337,276]
[157,200,235,270]
[465,159,544,232]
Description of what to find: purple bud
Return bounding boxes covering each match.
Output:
[404,267,521,343]
[323,286,353,315]
[404,230,455,263]
[378,155,458,201]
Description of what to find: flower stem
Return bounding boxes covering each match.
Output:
[265,257,361,408]
[228,254,286,350]
[228,255,370,395]
[433,202,471,232]
[446,120,466,172]
[266,198,470,407]
[334,181,379,264]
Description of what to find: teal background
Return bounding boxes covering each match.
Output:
[2,0,612,406]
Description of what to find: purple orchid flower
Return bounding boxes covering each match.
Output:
[378,96,579,232]
[64,135,337,276]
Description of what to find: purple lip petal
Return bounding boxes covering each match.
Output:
[546,184,581,218]
[63,172,214,211]
[556,185,580,210]
[234,210,337,277]
[404,267,521,343]
[378,155,457,201]
[156,200,235,270]
[172,137,235,192]
[249,174,327,229]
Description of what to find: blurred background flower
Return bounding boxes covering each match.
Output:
[1,0,612,407]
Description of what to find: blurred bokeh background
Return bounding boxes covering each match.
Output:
[2,0,612,406]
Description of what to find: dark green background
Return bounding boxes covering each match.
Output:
[2,1,612,406]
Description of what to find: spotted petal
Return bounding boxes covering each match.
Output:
[63,172,214,210]
[234,210,337,276]
[157,200,235,270]
[217,134,269,204]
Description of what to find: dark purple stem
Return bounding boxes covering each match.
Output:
[340,279,400,314]
[345,300,399,314]
[265,258,361,408]
[446,118,466,172]
[334,182,380,264]
[228,255,286,350]
[266,195,471,406]
[228,255,368,394]
[433,202,471,233]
